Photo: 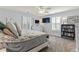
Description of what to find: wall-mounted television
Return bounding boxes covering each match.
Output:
[35,20,39,24]
[42,17,50,23]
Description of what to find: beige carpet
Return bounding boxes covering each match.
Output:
[40,35,76,52]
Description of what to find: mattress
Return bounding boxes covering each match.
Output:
[0,30,48,52]
[5,34,48,52]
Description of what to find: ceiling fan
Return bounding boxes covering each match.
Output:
[38,6,52,14]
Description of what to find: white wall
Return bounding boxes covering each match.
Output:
[39,17,52,34]
[42,16,61,36]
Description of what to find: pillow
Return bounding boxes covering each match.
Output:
[6,22,19,38]
[0,21,6,30]
[3,28,17,38]
[14,22,21,36]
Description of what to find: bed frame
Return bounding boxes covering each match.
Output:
[0,42,48,52]
[28,42,48,52]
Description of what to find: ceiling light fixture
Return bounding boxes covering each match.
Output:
[38,6,52,14]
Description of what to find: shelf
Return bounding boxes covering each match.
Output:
[61,24,75,40]
[62,31,75,33]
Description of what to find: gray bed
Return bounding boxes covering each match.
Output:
[5,34,48,52]
[0,31,49,52]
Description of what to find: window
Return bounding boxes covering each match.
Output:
[52,17,61,31]
[61,17,67,24]
[56,17,61,23]
[52,17,56,30]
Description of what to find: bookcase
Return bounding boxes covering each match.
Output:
[61,24,75,40]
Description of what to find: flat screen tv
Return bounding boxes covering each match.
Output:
[35,20,39,23]
[42,17,50,23]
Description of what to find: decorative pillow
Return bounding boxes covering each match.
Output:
[0,21,6,30]
[14,22,21,36]
[6,22,19,38]
[3,28,16,38]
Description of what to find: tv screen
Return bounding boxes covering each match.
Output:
[42,17,50,23]
[35,20,39,23]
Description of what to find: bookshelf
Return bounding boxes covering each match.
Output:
[61,24,75,40]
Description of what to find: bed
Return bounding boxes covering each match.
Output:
[0,31,49,52]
